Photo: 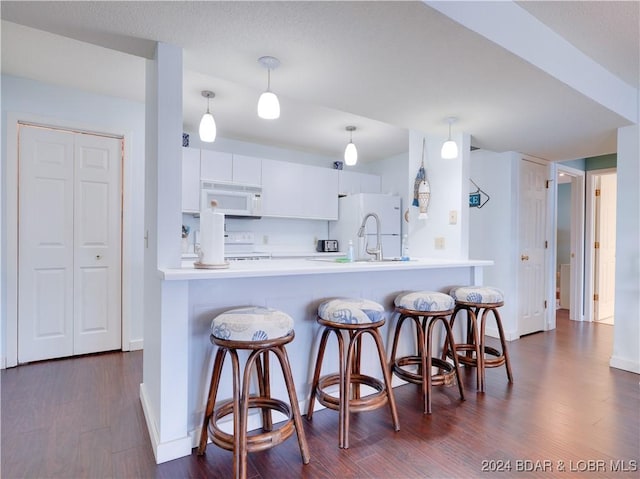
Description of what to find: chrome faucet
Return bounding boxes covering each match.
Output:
[357,212,383,261]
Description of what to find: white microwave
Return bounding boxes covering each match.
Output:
[201,181,262,218]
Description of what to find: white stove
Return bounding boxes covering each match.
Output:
[224,232,271,261]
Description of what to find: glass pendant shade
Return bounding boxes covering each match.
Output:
[441,139,458,159]
[344,141,358,166]
[258,91,280,119]
[199,112,217,143]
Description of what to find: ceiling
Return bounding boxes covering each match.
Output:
[1,1,638,163]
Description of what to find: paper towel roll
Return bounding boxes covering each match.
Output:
[199,201,225,265]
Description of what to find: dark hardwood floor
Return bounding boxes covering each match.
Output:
[2,312,638,478]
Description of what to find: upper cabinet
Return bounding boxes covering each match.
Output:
[184,147,370,220]
[262,159,339,220]
[181,147,201,213]
[201,150,262,186]
[200,150,233,182]
[338,170,381,195]
[232,154,262,186]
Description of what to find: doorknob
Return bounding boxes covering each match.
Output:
[521,254,529,261]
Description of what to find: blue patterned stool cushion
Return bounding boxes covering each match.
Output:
[318,298,385,325]
[211,306,294,342]
[449,286,504,304]
[394,291,455,312]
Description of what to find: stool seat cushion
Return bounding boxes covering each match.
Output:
[450,286,504,304]
[318,298,385,325]
[394,291,455,312]
[211,306,294,342]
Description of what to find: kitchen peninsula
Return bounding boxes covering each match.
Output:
[142,256,492,463]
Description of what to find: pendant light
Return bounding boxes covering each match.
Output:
[257,56,281,119]
[441,116,458,159]
[344,126,358,166]
[199,90,217,143]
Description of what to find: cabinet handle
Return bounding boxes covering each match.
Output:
[521,254,529,261]
[96,255,102,260]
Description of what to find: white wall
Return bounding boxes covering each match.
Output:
[406,129,470,260]
[611,124,640,373]
[368,150,410,235]
[469,150,519,339]
[1,74,146,359]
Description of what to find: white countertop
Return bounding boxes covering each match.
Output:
[161,257,493,280]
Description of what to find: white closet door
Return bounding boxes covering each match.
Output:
[18,126,122,362]
[18,126,75,362]
[517,158,547,336]
[595,174,616,322]
[73,133,122,354]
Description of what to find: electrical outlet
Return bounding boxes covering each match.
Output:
[435,237,445,249]
[263,235,269,244]
[449,210,458,225]
[313,236,318,246]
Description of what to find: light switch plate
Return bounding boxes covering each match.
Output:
[435,237,445,249]
[449,210,458,225]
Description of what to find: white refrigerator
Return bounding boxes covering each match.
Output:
[329,193,402,260]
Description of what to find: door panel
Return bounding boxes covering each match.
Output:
[18,126,122,362]
[74,134,122,354]
[19,127,75,362]
[595,174,616,321]
[518,159,547,336]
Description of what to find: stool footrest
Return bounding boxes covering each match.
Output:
[448,345,506,368]
[209,396,295,453]
[315,373,389,412]
[392,356,456,386]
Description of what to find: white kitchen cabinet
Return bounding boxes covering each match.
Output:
[262,159,338,220]
[338,170,381,195]
[182,147,201,212]
[232,154,262,185]
[200,150,232,182]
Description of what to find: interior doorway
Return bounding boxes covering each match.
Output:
[586,169,617,325]
[554,165,585,322]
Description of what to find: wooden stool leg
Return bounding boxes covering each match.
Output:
[441,316,465,402]
[469,308,483,392]
[424,316,436,414]
[198,347,227,455]
[336,330,348,449]
[307,327,332,420]
[492,308,514,383]
[273,345,311,464]
[416,316,429,414]
[389,314,410,370]
[442,307,460,361]
[370,328,400,431]
[228,350,244,479]
[352,331,362,400]
[257,351,273,431]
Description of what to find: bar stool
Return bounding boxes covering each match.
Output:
[389,291,465,414]
[306,298,400,449]
[197,306,309,479]
[442,286,513,392]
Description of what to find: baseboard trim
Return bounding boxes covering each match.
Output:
[609,356,640,374]
[140,383,192,464]
[128,339,144,351]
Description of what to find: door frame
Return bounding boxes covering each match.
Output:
[553,163,586,322]
[6,112,132,367]
[584,167,617,323]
